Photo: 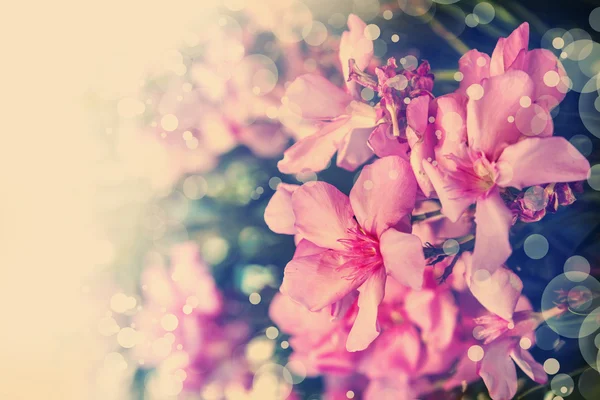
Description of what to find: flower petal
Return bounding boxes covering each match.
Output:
[285,74,352,120]
[466,70,534,161]
[458,50,491,95]
[379,229,426,289]
[406,95,431,136]
[278,118,351,174]
[421,160,474,222]
[336,127,374,171]
[406,95,438,197]
[404,289,457,349]
[496,137,591,190]
[368,123,409,158]
[350,156,417,237]
[490,22,530,76]
[281,248,359,311]
[292,182,356,250]
[264,183,300,234]
[510,48,568,108]
[478,339,519,400]
[510,347,548,384]
[346,268,386,351]
[268,293,333,337]
[472,191,513,275]
[340,14,373,95]
[465,252,523,321]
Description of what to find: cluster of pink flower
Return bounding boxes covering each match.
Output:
[264,15,591,400]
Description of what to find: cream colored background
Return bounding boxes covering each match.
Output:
[0,1,217,398]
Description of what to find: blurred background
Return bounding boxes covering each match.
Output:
[2,0,600,399]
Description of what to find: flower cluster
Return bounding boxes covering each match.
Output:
[264,15,591,400]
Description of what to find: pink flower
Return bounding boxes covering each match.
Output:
[474,297,548,400]
[422,71,589,275]
[280,156,426,351]
[458,22,569,121]
[277,14,376,174]
[279,15,435,174]
[357,274,473,399]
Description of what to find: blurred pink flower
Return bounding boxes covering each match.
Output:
[278,14,376,174]
[269,292,358,376]
[280,156,425,351]
[133,243,249,393]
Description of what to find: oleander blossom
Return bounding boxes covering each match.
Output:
[419,23,590,275]
[278,14,434,174]
[473,297,551,400]
[277,156,426,351]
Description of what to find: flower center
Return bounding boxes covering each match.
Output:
[445,148,498,199]
[336,226,383,283]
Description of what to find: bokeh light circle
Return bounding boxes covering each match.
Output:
[398,0,434,16]
[524,234,549,259]
[473,2,495,25]
[551,373,574,396]
[544,358,560,374]
[588,164,600,190]
[569,134,593,157]
[578,368,600,399]
[252,363,294,400]
[564,255,591,282]
[515,104,550,136]
[590,7,600,32]
[542,275,600,338]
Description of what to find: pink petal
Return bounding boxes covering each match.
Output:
[490,22,530,76]
[510,48,568,107]
[408,125,437,198]
[264,183,300,235]
[281,248,359,311]
[472,191,513,275]
[406,95,431,136]
[346,268,386,351]
[496,137,591,190]
[433,93,469,170]
[350,156,417,237]
[268,293,333,338]
[466,254,523,321]
[293,238,327,257]
[336,127,374,171]
[360,325,422,376]
[458,50,491,95]
[379,229,426,289]
[421,160,474,222]
[292,182,355,250]
[278,117,351,174]
[404,290,457,349]
[466,70,534,161]
[368,123,409,158]
[285,74,352,120]
[339,14,373,95]
[510,347,548,384]
[406,95,438,197]
[479,339,519,400]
